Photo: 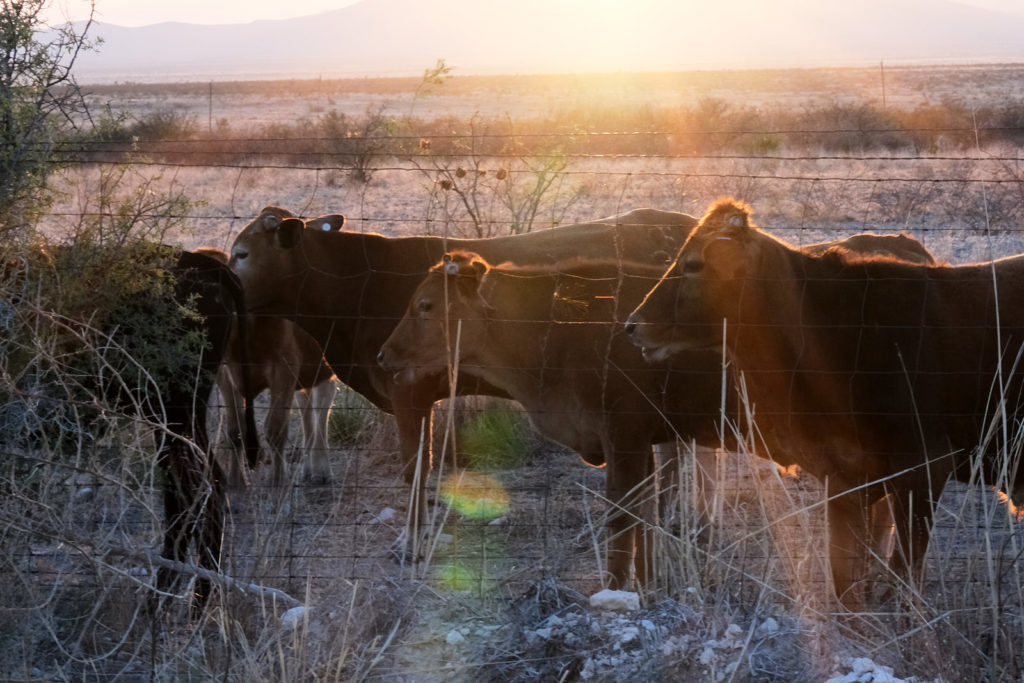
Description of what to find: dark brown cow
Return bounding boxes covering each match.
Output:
[5,245,257,613]
[197,247,339,486]
[228,206,699,555]
[626,197,1024,605]
[159,250,259,611]
[377,251,726,587]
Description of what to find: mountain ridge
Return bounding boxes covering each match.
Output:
[71,0,1024,82]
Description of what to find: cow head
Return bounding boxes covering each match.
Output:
[228,206,346,311]
[626,197,757,361]
[377,250,491,386]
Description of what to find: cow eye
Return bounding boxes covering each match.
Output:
[233,249,248,262]
[417,299,433,314]
[681,258,703,275]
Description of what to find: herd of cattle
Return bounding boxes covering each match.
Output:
[84,196,1024,612]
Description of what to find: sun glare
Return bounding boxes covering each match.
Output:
[500,0,772,73]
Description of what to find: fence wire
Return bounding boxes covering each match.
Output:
[5,129,1024,680]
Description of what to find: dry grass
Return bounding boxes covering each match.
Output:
[6,63,1024,681]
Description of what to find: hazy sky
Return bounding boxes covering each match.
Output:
[44,0,1024,27]
[46,0,360,26]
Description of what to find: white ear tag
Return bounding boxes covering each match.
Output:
[322,222,331,231]
[444,261,460,276]
[715,236,732,241]
[728,215,745,228]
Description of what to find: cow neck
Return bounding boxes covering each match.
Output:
[729,240,858,455]
[476,269,560,377]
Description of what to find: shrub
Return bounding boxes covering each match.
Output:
[458,404,530,471]
[327,388,377,446]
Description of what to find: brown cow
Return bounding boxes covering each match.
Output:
[196,247,339,486]
[377,251,727,588]
[803,232,936,265]
[228,206,700,556]
[626,197,1024,606]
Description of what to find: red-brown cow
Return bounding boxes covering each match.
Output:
[627,197,1024,606]
[377,251,727,588]
[228,206,699,557]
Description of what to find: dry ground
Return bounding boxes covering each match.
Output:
[6,64,1024,681]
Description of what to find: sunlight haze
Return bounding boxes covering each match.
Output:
[46,0,1024,27]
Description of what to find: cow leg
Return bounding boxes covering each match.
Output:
[264,381,293,487]
[303,378,339,483]
[190,395,222,614]
[215,365,247,489]
[195,456,225,615]
[156,444,190,598]
[296,388,314,474]
[885,487,932,586]
[605,446,655,590]
[653,442,679,530]
[826,489,873,609]
[391,383,436,563]
[155,445,217,615]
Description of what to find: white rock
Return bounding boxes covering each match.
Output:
[825,657,904,683]
[374,507,396,523]
[279,605,305,631]
[588,589,640,612]
[618,625,639,644]
[757,617,779,635]
[445,629,465,645]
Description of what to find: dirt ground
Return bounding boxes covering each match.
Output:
[7,63,1024,681]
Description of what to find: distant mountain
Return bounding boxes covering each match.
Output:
[72,0,1024,82]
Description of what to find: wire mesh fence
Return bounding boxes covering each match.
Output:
[4,123,1024,680]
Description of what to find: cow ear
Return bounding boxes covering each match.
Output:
[308,214,346,232]
[259,206,293,231]
[277,218,306,249]
[722,205,752,237]
[442,252,489,301]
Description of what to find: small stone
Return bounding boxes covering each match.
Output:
[280,605,305,631]
[374,507,396,523]
[757,617,779,635]
[588,589,640,612]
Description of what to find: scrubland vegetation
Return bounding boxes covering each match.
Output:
[4,6,1024,677]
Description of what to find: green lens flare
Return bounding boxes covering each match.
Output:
[440,470,510,519]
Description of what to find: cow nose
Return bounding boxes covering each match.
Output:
[376,348,387,367]
[624,316,638,336]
